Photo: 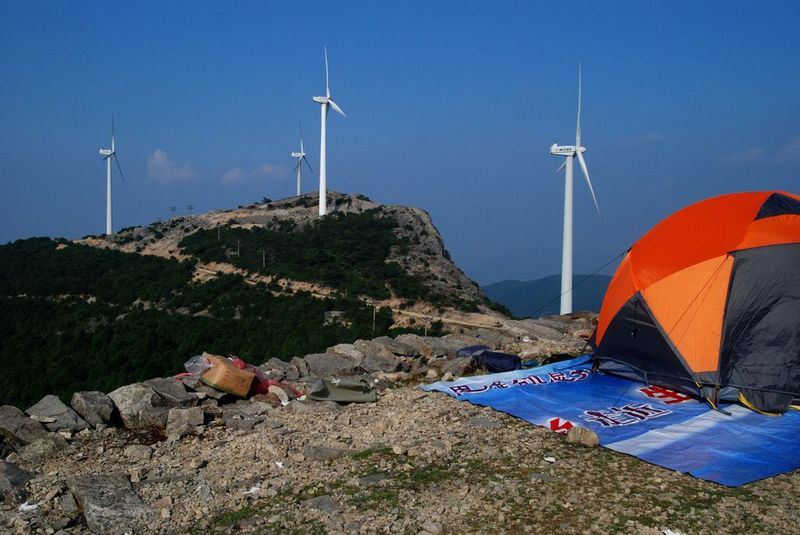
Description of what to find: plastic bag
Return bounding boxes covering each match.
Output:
[184,354,212,377]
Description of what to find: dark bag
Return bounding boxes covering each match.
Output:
[473,351,522,373]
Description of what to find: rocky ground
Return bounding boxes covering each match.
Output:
[2,315,798,534]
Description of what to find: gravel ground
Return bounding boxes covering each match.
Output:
[4,386,799,534]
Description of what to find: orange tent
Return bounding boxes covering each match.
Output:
[592,191,800,413]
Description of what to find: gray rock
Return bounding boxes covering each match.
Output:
[283,400,342,415]
[123,444,152,462]
[179,375,203,390]
[302,445,349,461]
[371,336,418,356]
[142,378,199,407]
[361,352,400,373]
[355,340,401,373]
[465,416,501,429]
[193,384,231,401]
[262,358,300,382]
[394,334,451,358]
[566,425,599,448]
[107,384,168,430]
[17,434,69,462]
[221,407,259,431]
[291,356,309,378]
[166,407,204,439]
[26,395,89,433]
[326,343,366,363]
[304,352,361,378]
[422,520,443,534]
[66,474,153,533]
[0,405,49,447]
[439,356,474,378]
[71,391,115,427]
[304,494,340,513]
[0,461,33,504]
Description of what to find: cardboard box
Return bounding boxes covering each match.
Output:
[201,352,254,398]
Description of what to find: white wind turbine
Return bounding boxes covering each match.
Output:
[549,64,600,315]
[98,117,125,235]
[290,123,313,196]
[312,46,346,216]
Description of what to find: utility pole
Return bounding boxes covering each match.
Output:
[237,240,240,257]
[262,248,266,269]
[217,227,221,240]
[372,304,377,334]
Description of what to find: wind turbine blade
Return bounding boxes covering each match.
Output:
[576,62,582,147]
[556,160,566,174]
[576,152,599,214]
[294,159,302,171]
[303,155,314,173]
[324,46,330,98]
[329,99,346,117]
[114,154,125,183]
[111,115,116,152]
[299,121,304,152]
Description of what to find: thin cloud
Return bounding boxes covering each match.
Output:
[221,163,290,185]
[718,134,800,165]
[619,132,665,147]
[772,135,800,163]
[147,149,196,181]
[718,146,767,164]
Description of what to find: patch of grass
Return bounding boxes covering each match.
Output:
[349,489,401,511]
[210,505,260,528]
[351,446,392,461]
[405,466,452,485]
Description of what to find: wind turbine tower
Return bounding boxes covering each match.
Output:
[549,64,600,315]
[312,47,346,216]
[98,118,125,235]
[291,123,313,196]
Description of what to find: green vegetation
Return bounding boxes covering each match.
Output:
[178,209,433,301]
[0,237,404,408]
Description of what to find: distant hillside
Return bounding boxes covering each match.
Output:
[483,274,612,318]
[0,193,503,407]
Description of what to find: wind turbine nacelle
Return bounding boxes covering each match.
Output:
[99,148,113,156]
[312,96,328,104]
[291,152,303,158]
[549,144,576,156]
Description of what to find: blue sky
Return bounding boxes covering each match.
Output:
[1,0,799,284]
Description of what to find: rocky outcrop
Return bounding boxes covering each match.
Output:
[0,461,33,504]
[25,395,89,433]
[71,391,115,428]
[107,384,169,431]
[0,406,49,447]
[66,474,153,533]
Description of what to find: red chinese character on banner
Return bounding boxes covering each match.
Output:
[548,417,574,435]
[639,385,692,404]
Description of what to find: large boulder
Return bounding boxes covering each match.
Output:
[142,378,200,407]
[16,434,69,462]
[0,405,49,447]
[394,334,451,358]
[438,356,474,378]
[372,336,419,356]
[26,395,89,433]
[71,391,115,427]
[107,384,169,430]
[0,461,33,504]
[326,343,366,364]
[304,352,362,378]
[67,474,153,533]
[355,340,401,373]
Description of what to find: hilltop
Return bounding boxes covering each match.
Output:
[78,192,489,312]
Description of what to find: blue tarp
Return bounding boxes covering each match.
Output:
[422,356,800,486]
